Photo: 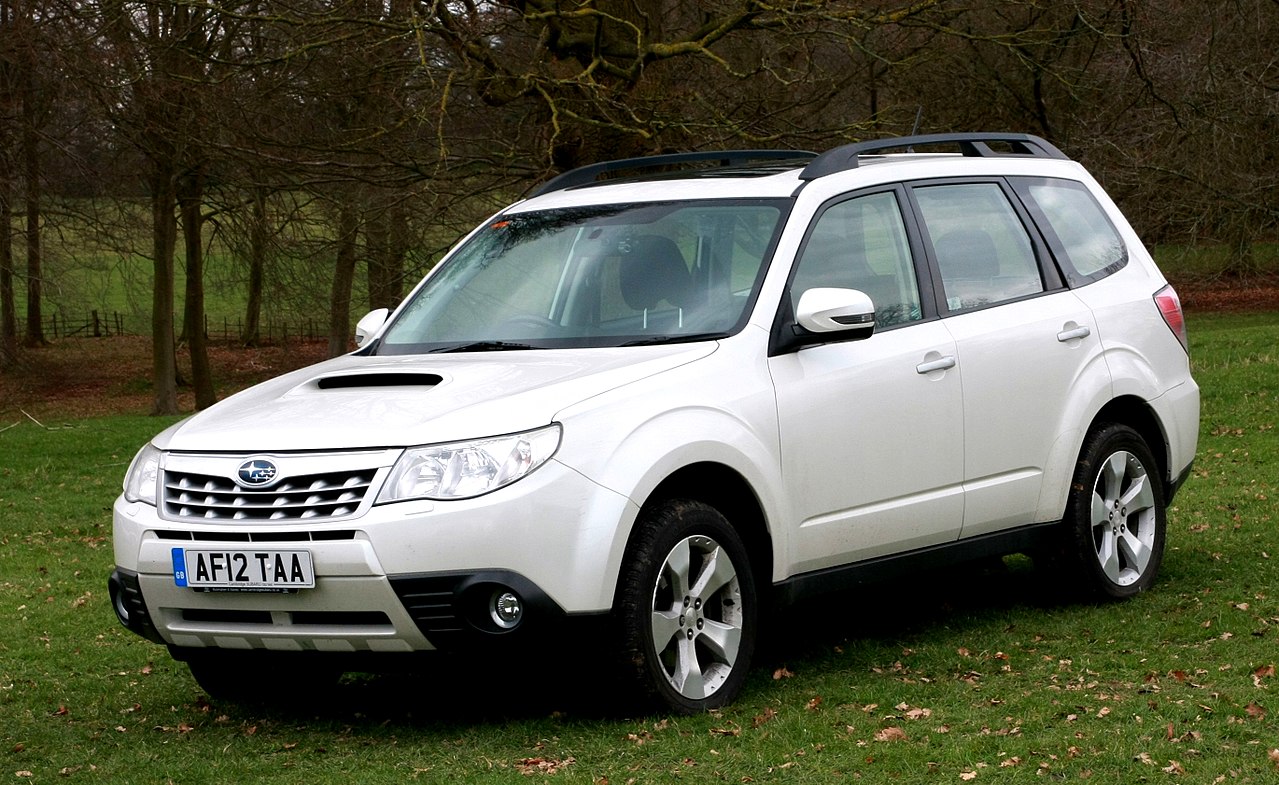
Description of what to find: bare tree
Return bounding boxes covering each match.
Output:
[0,0,17,369]
[12,0,47,347]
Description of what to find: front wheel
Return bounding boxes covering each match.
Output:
[1063,423,1167,599]
[617,500,757,713]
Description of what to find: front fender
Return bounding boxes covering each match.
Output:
[553,335,786,589]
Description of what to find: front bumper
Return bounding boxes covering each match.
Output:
[110,459,634,653]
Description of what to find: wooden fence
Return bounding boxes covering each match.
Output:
[42,311,324,344]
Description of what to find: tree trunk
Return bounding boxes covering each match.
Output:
[151,168,180,415]
[20,33,44,348]
[327,199,359,358]
[0,155,16,369]
[366,197,391,311]
[242,187,267,347]
[180,167,216,409]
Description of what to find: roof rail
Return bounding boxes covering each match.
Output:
[799,132,1068,181]
[531,149,817,197]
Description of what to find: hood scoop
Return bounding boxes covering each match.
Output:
[313,372,443,390]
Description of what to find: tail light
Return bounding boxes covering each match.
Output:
[1154,284,1188,354]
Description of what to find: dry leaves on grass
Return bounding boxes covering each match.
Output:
[752,707,777,729]
[873,726,907,742]
[895,702,932,720]
[1253,664,1275,688]
[516,757,575,775]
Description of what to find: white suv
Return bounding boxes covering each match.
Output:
[109,133,1199,713]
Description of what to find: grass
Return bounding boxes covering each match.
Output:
[2,310,1278,782]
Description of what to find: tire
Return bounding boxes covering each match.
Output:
[1063,423,1167,599]
[617,499,757,714]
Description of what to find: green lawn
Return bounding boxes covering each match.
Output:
[2,311,1277,782]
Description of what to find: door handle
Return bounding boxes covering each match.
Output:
[916,355,957,374]
[1057,325,1091,342]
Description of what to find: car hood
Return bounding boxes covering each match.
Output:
[155,344,717,452]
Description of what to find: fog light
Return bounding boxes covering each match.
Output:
[490,590,523,629]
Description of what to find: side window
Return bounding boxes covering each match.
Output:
[914,183,1044,312]
[791,191,922,328]
[1020,179,1127,281]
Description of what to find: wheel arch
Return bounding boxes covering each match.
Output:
[1090,395,1171,489]
[625,462,774,605]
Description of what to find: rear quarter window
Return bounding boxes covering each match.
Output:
[1015,178,1127,285]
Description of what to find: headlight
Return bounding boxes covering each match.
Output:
[377,424,562,503]
[123,443,162,505]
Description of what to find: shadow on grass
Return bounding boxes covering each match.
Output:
[194,555,1078,728]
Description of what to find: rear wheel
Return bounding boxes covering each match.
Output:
[617,500,757,713]
[1063,423,1166,599]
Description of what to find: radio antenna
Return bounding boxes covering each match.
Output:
[907,107,923,151]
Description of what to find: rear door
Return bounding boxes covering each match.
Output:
[908,179,1111,537]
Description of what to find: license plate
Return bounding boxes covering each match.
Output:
[172,547,315,590]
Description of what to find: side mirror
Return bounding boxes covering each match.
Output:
[795,288,876,340]
[354,308,389,347]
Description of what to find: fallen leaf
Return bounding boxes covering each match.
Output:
[516,757,575,775]
[805,696,823,711]
[960,771,977,781]
[1000,757,1022,768]
[1268,749,1279,769]
[873,726,907,742]
[16,773,34,779]
[772,667,794,680]
[752,708,777,729]
[1135,752,1155,765]
[1162,760,1185,774]
[1245,703,1267,720]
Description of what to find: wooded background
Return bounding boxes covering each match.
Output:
[1,0,1276,413]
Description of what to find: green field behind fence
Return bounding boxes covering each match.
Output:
[1,309,1277,782]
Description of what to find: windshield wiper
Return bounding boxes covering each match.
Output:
[619,332,728,347]
[429,340,537,354]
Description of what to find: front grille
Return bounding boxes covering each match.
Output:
[162,468,377,522]
[179,609,391,627]
[154,529,358,542]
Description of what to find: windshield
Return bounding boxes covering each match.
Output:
[375,199,788,354]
